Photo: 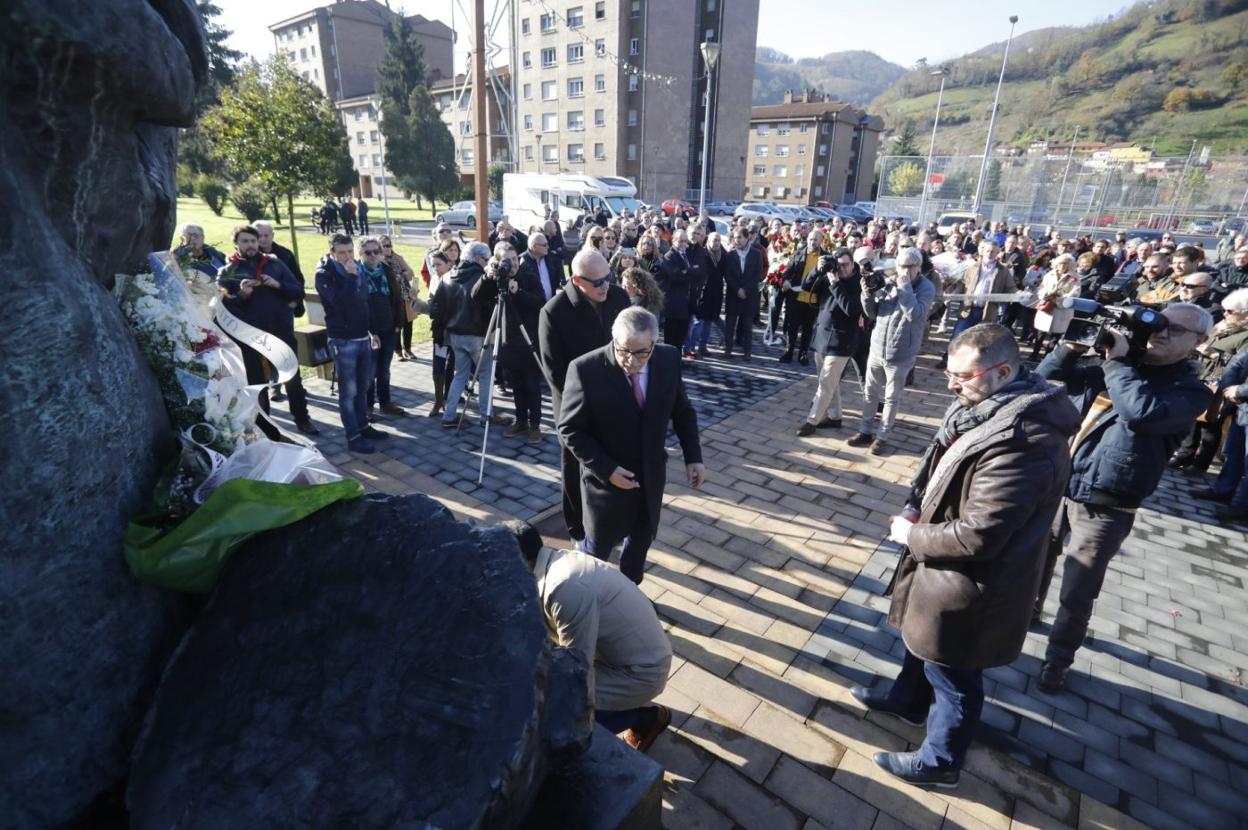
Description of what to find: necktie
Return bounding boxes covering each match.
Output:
[630,372,645,409]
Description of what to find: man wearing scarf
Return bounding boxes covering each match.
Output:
[852,324,1079,789]
[217,224,317,437]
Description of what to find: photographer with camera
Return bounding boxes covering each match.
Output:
[796,248,863,437]
[428,240,512,430]
[495,241,547,443]
[1033,302,1213,693]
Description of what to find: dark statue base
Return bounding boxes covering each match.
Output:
[522,725,664,830]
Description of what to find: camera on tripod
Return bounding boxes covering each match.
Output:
[1059,297,1168,357]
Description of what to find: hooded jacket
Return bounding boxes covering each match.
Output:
[888,372,1080,669]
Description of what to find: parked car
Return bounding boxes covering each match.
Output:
[733,202,784,222]
[1124,228,1167,244]
[1188,218,1218,235]
[935,211,983,237]
[836,206,874,224]
[435,200,503,228]
[703,200,736,216]
[853,201,877,215]
[1223,217,1247,234]
[660,198,695,217]
[807,206,838,220]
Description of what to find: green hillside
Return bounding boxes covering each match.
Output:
[870,0,1248,156]
[753,48,905,107]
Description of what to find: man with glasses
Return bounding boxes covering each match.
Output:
[797,248,864,436]
[723,227,763,359]
[557,306,704,584]
[539,249,632,542]
[857,323,1078,788]
[1176,272,1217,317]
[1034,303,1213,693]
[849,246,936,455]
[174,222,226,277]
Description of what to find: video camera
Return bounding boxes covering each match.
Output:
[1092,271,1136,304]
[1059,297,1168,358]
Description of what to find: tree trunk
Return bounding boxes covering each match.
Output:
[415,193,423,210]
[270,196,282,224]
[286,193,299,260]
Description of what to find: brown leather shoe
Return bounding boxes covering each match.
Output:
[503,421,528,437]
[528,425,543,444]
[619,704,671,754]
[846,432,873,447]
[869,438,888,455]
[796,421,816,437]
[380,402,406,416]
[485,412,514,427]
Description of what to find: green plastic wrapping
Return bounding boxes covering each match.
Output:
[123,477,364,593]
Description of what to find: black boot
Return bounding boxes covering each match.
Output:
[779,349,793,364]
[429,372,446,418]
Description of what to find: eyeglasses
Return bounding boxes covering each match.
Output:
[381,243,392,249]
[577,275,611,288]
[363,249,382,256]
[1163,321,1200,337]
[838,260,854,267]
[944,361,1007,383]
[613,342,655,358]
[605,234,617,239]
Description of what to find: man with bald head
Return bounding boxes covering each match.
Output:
[539,248,632,541]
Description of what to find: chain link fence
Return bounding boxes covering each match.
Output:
[876,153,1248,236]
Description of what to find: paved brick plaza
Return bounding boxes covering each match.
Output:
[269,331,1248,830]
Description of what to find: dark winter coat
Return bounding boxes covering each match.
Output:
[888,377,1080,669]
[723,245,764,315]
[538,280,631,420]
[807,268,863,357]
[657,247,701,322]
[217,254,303,338]
[695,248,726,320]
[429,260,495,339]
[557,343,701,546]
[315,255,370,340]
[500,261,545,369]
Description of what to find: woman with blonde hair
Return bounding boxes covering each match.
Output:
[621,266,665,317]
[1031,252,1081,359]
[380,234,421,361]
[636,235,662,275]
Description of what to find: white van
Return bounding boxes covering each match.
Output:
[935,211,984,237]
[503,173,645,236]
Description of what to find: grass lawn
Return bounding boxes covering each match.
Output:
[174,196,433,343]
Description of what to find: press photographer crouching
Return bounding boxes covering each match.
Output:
[1033,299,1214,693]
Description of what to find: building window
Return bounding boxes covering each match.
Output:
[568,143,584,162]
[797,145,806,155]
[568,43,583,63]
[541,47,557,67]
[799,123,809,133]
[523,82,532,99]
[461,147,474,162]
[354,110,363,122]
[568,77,584,97]
[774,165,787,177]
[775,186,788,198]
[594,143,605,160]
[540,13,557,32]
[595,74,606,92]
[460,122,471,136]
[795,164,805,177]
[369,130,379,144]
[629,38,640,55]
[438,93,452,109]
[356,131,366,144]
[816,165,825,176]
[752,165,765,176]
[815,185,823,197]
[524,114,533,130]
[630,0,641,19]
[595,38,606,56]
[524,145,534,160]
[523,51,532,69]
[567,6,584,27]
[542,80,557,100]
[594,108,605,126]
[542,112,558,131]
[628,74,639,92]
[627,143,637,161]
[567,110,584,130]
[756,124,769,136]
[300,47,307,60]
[822,123,830,134]
[707,0,716,8]
[313,68,319,80]
[776,145,789,157]
[755,145,768,157]
[754,185,767,197]
[521,17,530,34]
[359,154,368,167]
[818,145,828,156]
[704,29,715,41]
[777,124,790,136]
[627,109,637,127]
[795,187,805,198]
[543,145,558,162]
[373,154,382,167]
[596,1,606,19]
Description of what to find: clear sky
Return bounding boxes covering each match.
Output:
[216,0,1130,71]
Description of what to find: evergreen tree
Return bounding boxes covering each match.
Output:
[181,2,242,179]
[376,14,439,208]
[202,58,354,258]
[893,122,921,157]
[405,84,461,207]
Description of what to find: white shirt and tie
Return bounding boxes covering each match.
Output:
[537,255,554,300]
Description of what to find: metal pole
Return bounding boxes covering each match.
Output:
[472,0,489,239]
[1167,139,1197,231]
[698,42,720,216]
[1054,126,1079,225]
[972,15,1018,218]
[918,70,947,227]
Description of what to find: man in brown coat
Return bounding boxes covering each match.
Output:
[851,323,1079,788]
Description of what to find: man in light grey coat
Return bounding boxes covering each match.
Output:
[848,246,936,454]
[506,520,673,753]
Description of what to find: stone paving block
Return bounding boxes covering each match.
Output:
[661,776,735,830]
[1082,748,1157,804]
[1047,759,1118,811]
[667,627,744,680]
[1008,801,1069,830]
[1049,710,1118,758]
[667,663,760,728]
[1085,702,1150,743]
[1018,720,1084,765]
[655,589,724,637]
[810,700,909,758]
[764,754,879,829]
[693,760,802,830]
[832,749,949,830]
[962,746,1078,825]
[1076,793,1152,830]
[742,702,847,775]
[699,589,775,636]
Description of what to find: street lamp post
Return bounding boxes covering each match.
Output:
[918,67,948,227]
[698,41,721,216]
[972,15,1018,219]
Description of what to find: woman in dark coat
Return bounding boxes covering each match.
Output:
[690,231,727,356]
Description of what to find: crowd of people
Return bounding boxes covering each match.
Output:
[188,200,1245,775]
[311,196,371,236]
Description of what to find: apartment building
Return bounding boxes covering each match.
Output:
[747,91,883,205]
[432,67,514,185]
[269,0,452,102]
[510,0,758,205]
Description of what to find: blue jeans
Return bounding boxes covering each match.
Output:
[951,306,984,340]
[444,333,493,421]
[885,649,983,771]
[367,328,397,408]
[686,316,725,351]
[329,337,374,441]
[1214,419,1248,508]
